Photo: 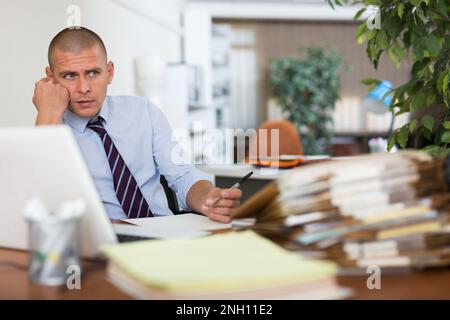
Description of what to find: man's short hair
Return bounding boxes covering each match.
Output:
[48,27,107,68]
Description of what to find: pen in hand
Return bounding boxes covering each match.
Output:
[210,171,253,207]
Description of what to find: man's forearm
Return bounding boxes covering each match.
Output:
[186,180,214,213]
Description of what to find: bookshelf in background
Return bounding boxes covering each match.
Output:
[211,23,232,129]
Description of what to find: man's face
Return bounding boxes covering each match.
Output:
[46,46,114,118]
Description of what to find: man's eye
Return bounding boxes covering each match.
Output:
[89,71,98,77]
[64,73,75,80]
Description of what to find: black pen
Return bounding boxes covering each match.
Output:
[211,171,253,206]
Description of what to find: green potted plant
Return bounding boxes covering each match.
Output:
[271,46,343,155]
[329,0,450,156]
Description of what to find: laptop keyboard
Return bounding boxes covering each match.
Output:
[116,234,152,243]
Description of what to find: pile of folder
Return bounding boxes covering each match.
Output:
[102,231,350,299]
[232,151,450,270]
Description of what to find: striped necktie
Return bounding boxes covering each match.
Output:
[87,117,153,218]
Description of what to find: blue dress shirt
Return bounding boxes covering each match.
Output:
[62,95,213,219]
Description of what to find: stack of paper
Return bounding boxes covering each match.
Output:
[231,151,450,270]
[101,231,349,299]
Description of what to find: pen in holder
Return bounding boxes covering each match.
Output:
[24,197,85,286]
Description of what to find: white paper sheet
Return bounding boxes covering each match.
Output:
[113,223,209,239]
[121,213,232,232]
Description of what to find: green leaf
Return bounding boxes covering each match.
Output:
[356,23,367,44]
[381,89,393,105]
[411,92,427,112]
[354,8,366,20]
[397,3,404,19]
[421,115,435,132]
[424,129,432,141]
[398,125,409,149]
[327,0,335,10]
[394,83,409,100]
[409,119,418,133]
[437,72,449,94]
[413,41,425,62]
[367,29,377,41]
[361,78,380,86]
[442,131,450,143]
[416,8,428,24]
[435,1,447,15]
[438,148,450,157]
[443,121,450,130]
[421,145,440,156]
[426,91,436,107]
[388,48,401,69]
[377,31,389,50]
[387,134,396,151]
[392,42,407,61]
[424,35,442,57]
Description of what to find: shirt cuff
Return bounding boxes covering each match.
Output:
[176,167,214,210]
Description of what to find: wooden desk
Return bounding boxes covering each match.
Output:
[337,269,450,299]
[0,248,129,299]
[2,247,450,299]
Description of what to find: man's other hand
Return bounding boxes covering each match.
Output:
[33,77,70,125]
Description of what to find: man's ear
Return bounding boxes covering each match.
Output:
[106,61,114,85]
[45,67,55,82]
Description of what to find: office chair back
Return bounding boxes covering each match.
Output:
[250,119,303,159]
[160,175,198,215]
[160,175,181,214]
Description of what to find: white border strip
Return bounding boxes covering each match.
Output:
[186,2,364,21]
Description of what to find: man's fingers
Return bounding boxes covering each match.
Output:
[209,198,239,208]
[207,213,231,224]
[34,79,52,90]
[219,198,237,207]
[211,206,232,216]
[203,188,242,219]
[205,197,240,208]
[35,77,49,85]
[201,204,232,216]
[220,188,242,199]
[205,188,222,206]
[205,187,242,208]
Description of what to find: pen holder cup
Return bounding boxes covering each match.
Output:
[27,216,82,286]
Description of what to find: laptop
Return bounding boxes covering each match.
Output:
[0,125,151,258]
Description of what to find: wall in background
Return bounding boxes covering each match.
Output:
[0,0,184,127]
[215,19,412,130]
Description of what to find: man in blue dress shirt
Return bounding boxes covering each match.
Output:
[32,27,241,223]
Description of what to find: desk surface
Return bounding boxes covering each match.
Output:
[196,157,334,181]
[2,247,450,300]
[0,248,129,300]
[197,164,282,180]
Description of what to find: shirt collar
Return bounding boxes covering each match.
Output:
[62,97,110,133]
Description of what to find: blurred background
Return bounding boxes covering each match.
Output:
[0,0,411,160]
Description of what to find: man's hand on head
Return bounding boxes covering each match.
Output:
[201,187,242,224]
[33,77,70,125]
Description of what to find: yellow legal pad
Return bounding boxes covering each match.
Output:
[101,231,337,294]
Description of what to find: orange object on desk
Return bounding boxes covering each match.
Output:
[248,158,305,169]
[247,119,304,168]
